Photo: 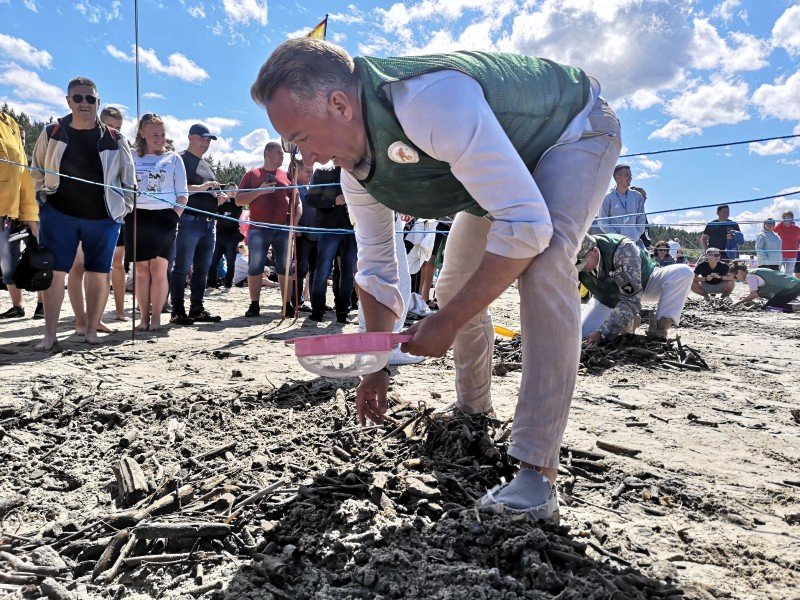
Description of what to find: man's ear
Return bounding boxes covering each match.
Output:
[329,91,353,120]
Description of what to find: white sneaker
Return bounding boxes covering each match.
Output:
[388,346,425,366]
[479,470,560,524]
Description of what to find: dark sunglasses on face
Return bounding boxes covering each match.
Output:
[71,94,97,105]
[708,253,720,257]
[657,248,668,252]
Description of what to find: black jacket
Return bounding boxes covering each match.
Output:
[304,167,351,230]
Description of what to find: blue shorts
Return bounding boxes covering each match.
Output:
[0,220,22,285]
[247,227,289,276]
[39,202,121,273]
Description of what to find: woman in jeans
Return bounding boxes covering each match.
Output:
[127,114,188,330]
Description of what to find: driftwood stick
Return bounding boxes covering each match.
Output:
[132,522,230,540]
[231,480,286,512]
[106,484,195,528]
[92,529,129,580]
[122,551,223,567]
[0,551,62,577]
[0,571,38,584]
[99,536,136,583]
[596,440,641,457]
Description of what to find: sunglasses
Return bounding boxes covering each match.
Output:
[71,93,97,105]
[657,248,668,252]
[708,253,720,257]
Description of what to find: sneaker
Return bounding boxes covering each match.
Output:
[298,304,312,313]
[0,306,25,319]
[388,346,425,366]
[189,310,221,323]
[336,312,349,324]
[162,301,172,314]
[284,304,295,318]
[478,470,560,524]
[170,313,194,325]
[245,302,260,318]
[32,302,44,319]
[721,296,733,306]
[309,311,324,322]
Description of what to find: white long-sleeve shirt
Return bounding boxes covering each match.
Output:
[345,70,599,318]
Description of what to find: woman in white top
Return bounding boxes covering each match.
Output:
[127,113,188,330]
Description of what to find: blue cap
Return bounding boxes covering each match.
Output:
[188,123,217,140]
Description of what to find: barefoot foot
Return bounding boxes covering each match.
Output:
[84,334,103,345]
[97,321,115,334]
[115,313,129,322]
[35,336,58,351]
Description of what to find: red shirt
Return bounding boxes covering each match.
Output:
[238,168,291,225]
[775,222,800,259]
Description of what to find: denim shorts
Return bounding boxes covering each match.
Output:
[39,202,120,273]
[247,227,289,276]
[0,219,22,284]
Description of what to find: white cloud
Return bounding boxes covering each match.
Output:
[329,5,365,25]
[0,97,59,122]
[734,197,800,238]
[649,119,702,141]
[22,0,37,12]
[239,128,270,152]
[0,34,52,69]
[751,70,800,121]
[689,19,770,73]
[710,0,741,22]
[74,0,121,23]
[187,3,205,19]
[498,0,694,105]
[143,92,164,100]
[106,45,209,83]
[0,65,64,108]
[222,0,268,26]
[649,76,749,140]
[749,125,800,156]
[772,5,800,56]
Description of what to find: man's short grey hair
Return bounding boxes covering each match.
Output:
[264,141,283,153]
[100,106,123,121]
[250,38,357,114]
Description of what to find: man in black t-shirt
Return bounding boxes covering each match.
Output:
[700,204,741,260]
[30,77,134,350]
[691,247,735,301]
[170,124,227,324]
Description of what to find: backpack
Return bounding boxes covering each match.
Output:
[12,235,55,291]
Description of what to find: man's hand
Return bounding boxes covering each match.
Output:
[400,312,459,357]
[217,193,228,205]
[23,220,39,237]
[202,181,220,191]
[583,331,603,346]
[335,194,346,206]
[259,181,277,190]
[355,371,390,426]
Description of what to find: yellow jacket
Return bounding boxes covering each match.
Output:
[0,112,37,221]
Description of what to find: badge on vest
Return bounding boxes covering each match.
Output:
[388,141,419,164]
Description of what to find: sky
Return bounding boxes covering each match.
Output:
[2,0,800,239]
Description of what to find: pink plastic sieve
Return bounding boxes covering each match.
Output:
[286,333,413,378]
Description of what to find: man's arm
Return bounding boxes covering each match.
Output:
[597,196,612,234]
[700,232,710,250]
[597,241,644,340]
[30,128,48,194]
[634,192,646,239]
[118,135,136,215]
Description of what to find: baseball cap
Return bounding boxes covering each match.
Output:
[764,218,776,225]
[575,234,597,270]
[189,123,217,140]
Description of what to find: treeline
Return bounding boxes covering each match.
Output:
[648,224,755,258]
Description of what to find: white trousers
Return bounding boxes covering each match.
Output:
[581,264,694,338]
[435,97,622,470]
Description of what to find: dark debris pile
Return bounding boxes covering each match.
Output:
[0,378,683,599]
[579,334,709,374]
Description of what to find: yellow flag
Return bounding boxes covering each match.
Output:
[306,15,327,39]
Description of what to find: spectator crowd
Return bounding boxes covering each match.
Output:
[1,78,799,355]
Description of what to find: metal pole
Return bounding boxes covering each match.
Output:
[131,0,140,341]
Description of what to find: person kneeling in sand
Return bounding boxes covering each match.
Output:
[577,233,693,342]
[730,262,800,311]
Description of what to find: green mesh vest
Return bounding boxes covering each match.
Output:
[353,52,590,218]
[751,268,800,299]
[578,234,656,308]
